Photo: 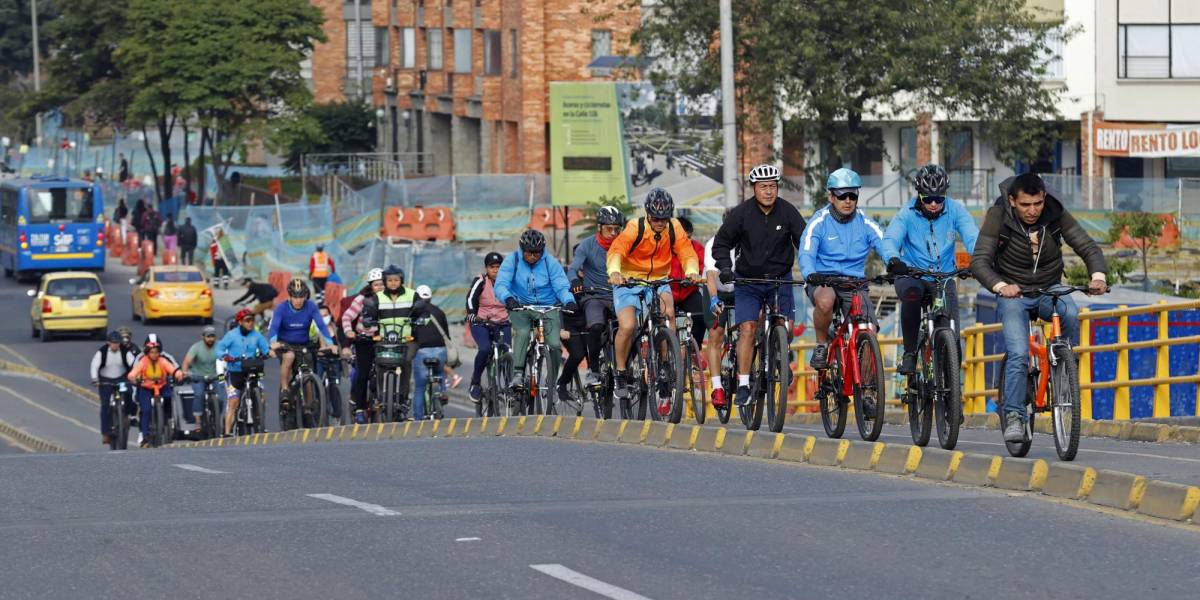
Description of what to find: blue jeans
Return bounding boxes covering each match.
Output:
[998,295,1080,420]
[412,347,447,420]
[137,386,173,437]
[314,359,343,419]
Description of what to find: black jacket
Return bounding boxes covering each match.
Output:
[971,181,1106,291]
[235,282,279,304]
[411,302,450,349]
[177,223,198,249]
[712,197,806,278]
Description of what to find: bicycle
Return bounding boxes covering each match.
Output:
[996,285,1094,461]
[613,278,689,423]
[183,374,225,440]
[98,377,131,450]
[316,349,348,426]
[136,373,179,448]
[277,343,325,430]
[474,319,513,418]
[511,305,566,416]
[900,268,970,449]
[371,323,411,423]
[810,275,888,441]
[419,355,447,420]
[732,277,806,433]
[577,286,616,419]
[676,311,709,425]
[711,303,738,425]
[231,354,267,436]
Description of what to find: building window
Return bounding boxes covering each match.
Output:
[942,127,975,197]
[427,28,444,70]
[591,29,612,60]
[453,28,472,74]
[484,30,502,76]
[1041,29,1064,79]
[510,30,518,77]
[1118,22,1200,79]
[376,26,390,66]
[401,27,415,69]
[1166,157,1200,179]
[346,19,377,70]
[898,126,917,176]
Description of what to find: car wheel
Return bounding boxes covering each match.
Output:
[31,323,39,338]
[40,327,52,343]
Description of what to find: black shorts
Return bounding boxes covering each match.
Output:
[582,295,615,329]
[806,285,877,326]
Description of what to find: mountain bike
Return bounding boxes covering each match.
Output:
[136,374,179,448]
[316,349,348,426]
[474,319,513,417]
[901,268,970,449]
[98,377,131,450]
[577,287,616,419]
[677,311,709,425]
[372,323,411,423]
[996,285,1094,461]
[712,302,738,425]
[419,354,447,420]
[511,305,566,416]
[279,343,325,430]
[232,355,267,436]
[184,374,225,440]
[733,277,805,433]
[614,278,688,423]
[810,275,887,441]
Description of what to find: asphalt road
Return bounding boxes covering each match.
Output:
[0,437,1196,599]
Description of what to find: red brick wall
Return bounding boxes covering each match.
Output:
[311,0,347,103]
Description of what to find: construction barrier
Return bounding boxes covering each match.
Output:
[161,249,177,265]
[137,240,155,277]
[382,206,456,241]
[322,283,346,318]
[122,232,140,266]
[269,270,293,306]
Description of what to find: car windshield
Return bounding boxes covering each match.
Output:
[27,187,94,224]
[154,271,204,283]
[45,278,101,299]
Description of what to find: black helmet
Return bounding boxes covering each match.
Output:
[644,188,674,219]
[382,264,405,282]
[596,205,624,226]
[287,278,310,299]
[519,229,546,253]
[914,164,949,196]
[484,251,503,266]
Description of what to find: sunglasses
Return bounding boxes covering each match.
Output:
[832,191,859,201]
[920,194,945,205]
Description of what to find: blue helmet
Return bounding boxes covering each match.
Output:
[826,168,862,191]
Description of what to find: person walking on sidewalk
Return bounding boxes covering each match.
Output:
[178,217,198,265]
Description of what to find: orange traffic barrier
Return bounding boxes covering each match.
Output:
[528,207,584,231]
[122,232,140,266]
[322,283,345,317]
[138,240,155,277]
[161,249,177,265]
[110,228,123,258]
[268,270,292,306]
[382,205,456,241]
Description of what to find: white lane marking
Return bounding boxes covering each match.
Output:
[0,383,99,433]
[530,564,655,600]
[0,344,36,369]
[173,464,226,474]
[455,537,481,542]
[307,493,401,516]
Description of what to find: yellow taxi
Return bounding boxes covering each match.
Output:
[130,265,214,324]
[27,271,109,342]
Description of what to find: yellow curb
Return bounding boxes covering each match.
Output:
[444,418,458,437]
[1137,481,1200,521]
[1089,470,1148,510]
[915,449,963,481]
[402,421,413,437]
[808,437,850,466]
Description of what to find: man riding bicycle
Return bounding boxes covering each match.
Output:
[970,173,1107,442]
[180,326,222,433]
[712,163,807,407]
[567,205,624,389]
[881,164,979,375]
[90,331,136,446]
[362,265,420,411]
[216,309,273,436]
[800,168,887,413]
[606,188,700,405]
[494,229,576,392]
[234,277,279,319]
[268,278,336,413]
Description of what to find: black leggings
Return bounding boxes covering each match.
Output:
[351,341,374,409]
[557,330,587,386]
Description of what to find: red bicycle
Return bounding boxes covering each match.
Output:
[811,275,887,441]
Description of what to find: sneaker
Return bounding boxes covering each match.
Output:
[613,374,630,399]
[735,385,752,407]
[354,410,367,425]
[449,374,463,389]
[510,372,526,391]
[469,384,482,402]
[898,351,916,375]
[1003,414,1026,442]
[657,397,671,417]
[136,432,144,446]
[584,372,602,389]
[810,344,830,370]
[711,387,727,408]
[101,434,112,446]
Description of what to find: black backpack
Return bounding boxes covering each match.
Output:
[96,345,134,372]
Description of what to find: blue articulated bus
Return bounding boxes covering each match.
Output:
[0,176,107,279]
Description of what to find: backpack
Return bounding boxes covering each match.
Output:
[97,345,134,372]
[628,217,676,253]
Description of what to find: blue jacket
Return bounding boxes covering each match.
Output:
[881,198,979,273]
[268,299,333,346]
[493,251,574,306]
[215,328,270,373]
[567,235,610,289]
[799,206,886,278]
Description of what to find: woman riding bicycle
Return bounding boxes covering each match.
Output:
[567,205,623,389]
[341,267,385,423]
[216,309,272,436]
[466,253,511,404]
[127,340,185,448]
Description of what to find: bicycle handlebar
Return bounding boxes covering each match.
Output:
[733,277,807,286]
[904,267,972,280]
[806,274,890,289]
[1020,284,1106,298]
[618,277,699,288]
[513,305,572,315]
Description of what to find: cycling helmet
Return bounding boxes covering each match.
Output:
[747,164,781,184]
[914,164,950,196]
[519,229,546,253]
[143,340,161,352]
[315,244,325,251]
[826,167,862,191]
[366,267,384,282]
[287,277,310,299]
[484,252,503,266]
[596,205,624,226]
[382,264,404,282]
[643,188,674,219]
[415,284,433,299]
[235,308,254,322]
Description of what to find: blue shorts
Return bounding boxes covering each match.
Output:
[734,281,796,325]
[613,284,670,316]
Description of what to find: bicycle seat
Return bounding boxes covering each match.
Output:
[422,357,441,368]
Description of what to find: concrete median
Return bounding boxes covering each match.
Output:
[668,425,698,450]
[1136,481,1200,522]
[808,438,849,466]
[1042,463,1096,500]
[952,453,1001,487]
[777,434,815,463]
[618,420,649,444]
[994,458,1048,492]
[746,432,783,459]
[645,422,673,447]
[596,419,626,443]
[1129,422,1173,443]
[915,448,963,481]
[694,427,724,453]
[1088,470,1147,510]
[840,441,884,471]
[875,444,921,475]
[721,431,751,456]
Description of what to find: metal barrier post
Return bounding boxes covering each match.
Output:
[1154,301,1171,417]
[1078,308,1093,420]
[1114,305,1131,420]
[962,331,976,413]
[973,331,987,413]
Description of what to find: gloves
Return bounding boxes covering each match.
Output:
[504,297,520,311]
[719,269,735,285]
[570,278,584,293]
[709,296,722,312]
[563,302,578,313]
[805,274,822,287]
[887,258,909,276]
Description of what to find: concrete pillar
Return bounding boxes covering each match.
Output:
[916,112,933,166]
[480,118,494,173]
[451,116,482,174]
[1080,109,1105,209]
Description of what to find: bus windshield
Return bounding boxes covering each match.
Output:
[27,188,94,224]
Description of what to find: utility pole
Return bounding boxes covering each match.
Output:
[719,0,738,207]
[354,0,365,99]
[31,0,43,146]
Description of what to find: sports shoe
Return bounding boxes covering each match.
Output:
[469,384,482,402]
[657,397,671,417]
[1003,414,1026,442]
[710,387,727,408]
[613,373,630,399]
[136,432,144,446]
[510,372,526,391]
[809,344,830,370]
[585,372,602,389]
[101,434,112,446]
[354,410,367,425]
[735,385,752,407]
[898,351,916,375]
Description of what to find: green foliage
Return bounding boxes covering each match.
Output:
[575,195,635,236]
[1066,256,1135,286]
[1107,212,1164,288]
[0,0,58,84]
[271,101,378,173]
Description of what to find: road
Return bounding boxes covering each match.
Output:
[0,437,1196,599]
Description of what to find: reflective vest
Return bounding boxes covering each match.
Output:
[375,288,416,338]
[311,252,330,278]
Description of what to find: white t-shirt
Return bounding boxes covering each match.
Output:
[704,236,737,293]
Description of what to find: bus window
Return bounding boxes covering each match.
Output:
[28,188,95,224]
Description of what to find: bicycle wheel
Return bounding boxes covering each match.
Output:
[1050,345,1081,461]
[685,339,707,425]
[109,397,122,451]
[326,382,345,426]
[116,393,130,450]
[206,390,222,439]
[739,342,763,431]
[996,357,1033,458]
[765,325,791,433]
[533,349,551,416]
[853,332,886,441]
[381,373,396,423]
[818,348,848,438]
[933,329,962,450]
[716,360,733,424]
[152,400,166,447]
[907,369,933,447]
[301,373,324,428]
[621,339,647,420]
[653,327,684,424]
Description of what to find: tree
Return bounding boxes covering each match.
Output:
[271,101,377,173]
[626,0,1068,189]
[1107,212,1164,291]
[0,0,59,85]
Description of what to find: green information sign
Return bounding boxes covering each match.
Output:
[549,82,631,207]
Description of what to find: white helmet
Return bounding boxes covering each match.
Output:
[748,164,781,184]
[415,284,433,299]
[367,268,384,282]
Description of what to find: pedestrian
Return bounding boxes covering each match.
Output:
[162,217,178,258]
[177,217,198,265]
[118,153,129,183]
[308,244,334,303]
[131,198,146,237]
[209,235,230,289]
[140,205,161,254]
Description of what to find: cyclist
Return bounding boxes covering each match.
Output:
[712,163,807,407]
[268,278,336,414]
[216,309,273,436]
[704,209,737,408]
[309,244,335,302]
[341,267,385,423]
[90,331,136,446]
[234,277,279,320]
[410,285,451,419]
[363,265,420,412]
[555,278,589,402]
[308,304,344,423]
[800,167,887,415]
[670,216,708,355]
[606,188,701,407]
[180,326,221,433]
[117,326,139,358]
[970,172,1107,442]
[126,339,185,448]
[466,252,511,404]
[881,164,979,375]
[567,205,623,389]
[494,229,576,392]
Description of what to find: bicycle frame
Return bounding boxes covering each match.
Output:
[830,292,872,398]
[1027,298,1070,412]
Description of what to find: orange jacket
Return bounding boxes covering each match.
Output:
[606,218,699,280]
[127,355,182,388]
